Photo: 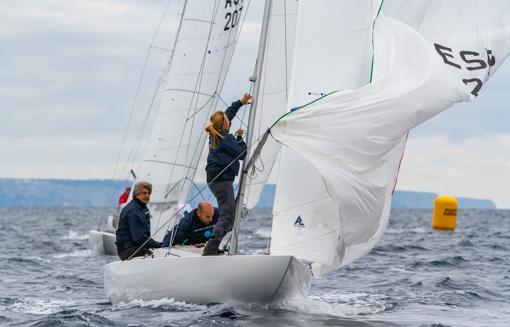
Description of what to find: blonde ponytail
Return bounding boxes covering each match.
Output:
[205,111,226,148]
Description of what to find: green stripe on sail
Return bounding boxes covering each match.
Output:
[270,90,338,129]
[369,0,385,83]
[270,0,385,130]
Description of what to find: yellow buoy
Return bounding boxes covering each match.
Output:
[432,195,457,230]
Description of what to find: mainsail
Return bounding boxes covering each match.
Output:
[130,0,247,240]
[269,0,510,275]
[135,0,246,206]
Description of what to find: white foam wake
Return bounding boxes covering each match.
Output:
[228,291,392,318]
[61,231,89,240]
[5,297,74,315]
[53,250,92,258]
[113,297,207,311]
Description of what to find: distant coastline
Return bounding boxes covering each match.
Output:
[0,178,496,209]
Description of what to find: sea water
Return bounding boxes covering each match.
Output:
[0,207,508,326]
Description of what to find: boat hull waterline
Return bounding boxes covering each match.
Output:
[104,253,311,304]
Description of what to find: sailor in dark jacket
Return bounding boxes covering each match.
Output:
[202,93,252,255]
[115,181,162,260]
[161,201,219,247]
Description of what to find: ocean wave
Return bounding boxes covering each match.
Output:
[113,297,207,312]
[2,256,52,269]
[457,239,475,247]
[0,316,9,324]
[8,256,51,264]
[250,248,269,255]
[435,276,468,290]
[226,291,395,318]
[52,273,97,287]
[489,244,508,251]
[53,250,93,259]
[409,256,467,269]
[61,231,89,241]
[2,207,510,326]
[254,229,271,238]
[374,244,429,254]
[205,304,395,327]
[4,297,74,315]
[24,309,117,327]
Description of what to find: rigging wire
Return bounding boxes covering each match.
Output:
[163,174,217,250]
[159,0,221,205]
[93,0,256,258]
[152,0,224,234]
[148,0,253,237]
[181,0,223,184]
[127,1,190,179]
[96,0,175,229]
[123,2,251,240]
[179,0,254,188]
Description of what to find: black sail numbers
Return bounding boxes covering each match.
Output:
[224,0,243,31]
[434,43,496,96]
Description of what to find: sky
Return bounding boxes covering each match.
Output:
[1,0,509,208]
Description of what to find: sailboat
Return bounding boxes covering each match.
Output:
[89,227,117,255]
[104,0,510,304]
[104,0,313,305]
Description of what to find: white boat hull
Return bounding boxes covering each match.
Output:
[104,249,311,304]
[89,230,117,256]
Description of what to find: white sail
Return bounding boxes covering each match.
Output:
[243,0,298,209]
[136,0,246,206]
[270,0,384,274]
[270,0,510,275]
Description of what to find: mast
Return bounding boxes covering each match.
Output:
[230,0,273,255]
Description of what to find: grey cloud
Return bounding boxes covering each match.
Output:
[1,0,174,141]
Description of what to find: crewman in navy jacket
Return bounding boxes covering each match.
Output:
[161,201,219,247]
[116,181,162,260]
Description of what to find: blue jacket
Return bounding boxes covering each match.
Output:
[206,100,247,182]
[115,198,161,250]
[161,207,219,247]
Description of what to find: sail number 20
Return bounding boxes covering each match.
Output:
[224,0,243,31]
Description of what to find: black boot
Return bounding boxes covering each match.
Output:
[202,238,220,256]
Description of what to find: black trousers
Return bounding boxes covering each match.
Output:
[117,246,153,261]
[203,180,235,255]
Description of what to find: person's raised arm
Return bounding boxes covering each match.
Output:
[225,93,252,121]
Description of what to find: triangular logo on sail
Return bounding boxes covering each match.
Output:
[294,216,305,229]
